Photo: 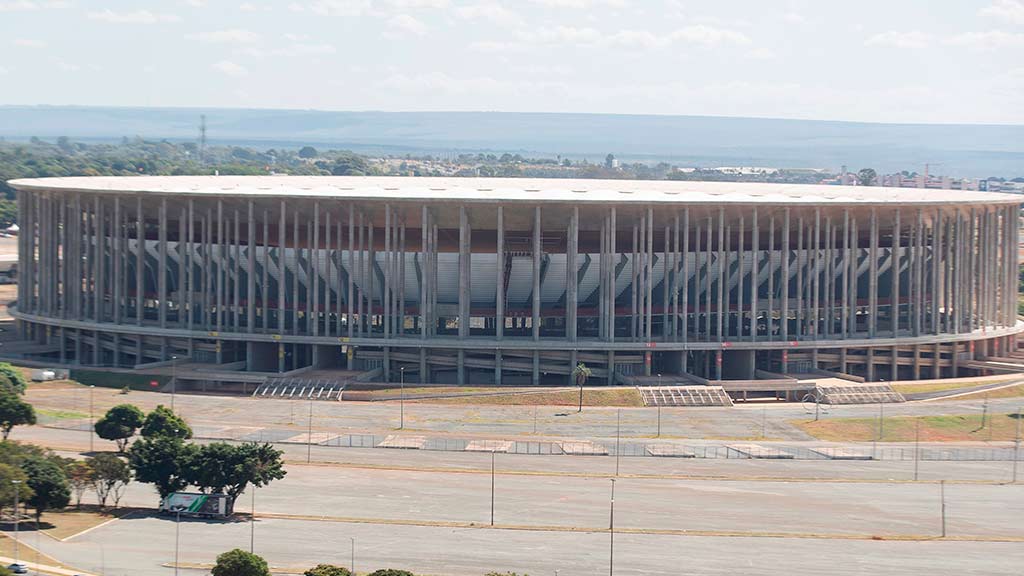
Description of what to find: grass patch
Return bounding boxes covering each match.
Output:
[35,408,89,420]
[949,384,1024,401]
[416,388,644,407]
[794,412,1024,442]
[890,381,994,394]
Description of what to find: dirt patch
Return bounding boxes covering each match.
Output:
[36,505,139,540]
[794,412,1024,442]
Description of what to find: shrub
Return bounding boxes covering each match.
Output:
[304,565,351,576]
[211,549,271,576]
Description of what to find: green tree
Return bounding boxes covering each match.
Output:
[857,168,877,186]
[367,570,414,576]
[21,457,71,521]
[94,404,145,452]
[0,363,28,394]
[186,442,286,513]
[0,390,36,439]
[298,146,318,159]
[572,362,592,413]
[211,549,271,576]
[64,460,94,508]
[304,565,351,576]
[141,405,192,439]
[88,453,130,508]
[128,436,195,499]
[0,462,33,513]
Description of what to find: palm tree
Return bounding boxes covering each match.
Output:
[572,362,592,413]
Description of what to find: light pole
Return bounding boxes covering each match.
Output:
[350,537,355,574]
[400,366,405,430]
[608,478,616,576]
[656,374,662,438]
[170,355,179,413]
[306,397,313,464]
[1014,405,1021,483]
[490,450,495,526]
[615,409,621,477]
[250,486,256,553]
[174,511,181,576]
[12,479,20,564]
[89,385,95,453]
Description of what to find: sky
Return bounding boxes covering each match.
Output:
[1,0,1023,125]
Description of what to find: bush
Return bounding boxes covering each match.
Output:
[0,363,27,394]
[304,565,351,576]
[94,404,145,452]
[367,571,415,576]
[211,549,270,576]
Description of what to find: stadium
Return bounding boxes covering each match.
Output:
[7,175,1023,400]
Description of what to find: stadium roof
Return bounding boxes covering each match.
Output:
[8,175,1022,206]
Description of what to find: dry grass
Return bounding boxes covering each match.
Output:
[794,412,1024,442]
[948,384,1024,401]
[890,380,994,394]
[414,387,644,407]
[36,505,138,540]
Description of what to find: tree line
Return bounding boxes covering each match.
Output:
[212,547,528,576]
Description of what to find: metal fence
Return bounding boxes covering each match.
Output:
[41,418,1019,462]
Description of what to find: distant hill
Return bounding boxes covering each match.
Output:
[1,106,1021,178]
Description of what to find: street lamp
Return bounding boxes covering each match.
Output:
[175,510,181,576]
[89,385,95,453]
[400,366,405,430]
[350,537,355,574]
[608,478,616,576]
[170,355,178,413]
[12,480,20,564]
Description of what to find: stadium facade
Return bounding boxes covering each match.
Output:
[8,176,1023,392]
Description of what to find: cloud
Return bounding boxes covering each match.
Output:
[213,60,248,77]
[299,0,372,16]
[239,3,271,11]
[188,29,262,44]
[980,0,1024,24]
[183,0,205,6]
[0,65,8,75]
[87,9,182,24]
[527,0,626,7]
[746,47,776,60]
[468,40,530,53]
[455,2,523,27]
[11,38,46,48]
[387,0,448,7]
[945,29,1024,50]
[517,24,749,50]
[387,13,427,35]
[0,0,36,10]
[783,11,805,24]
[864,30,931,49]
[53,58,80,72]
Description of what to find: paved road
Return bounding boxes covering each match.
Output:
[23,513,1024,576]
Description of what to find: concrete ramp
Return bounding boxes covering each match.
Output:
[815,382,905,404]
[638,385,734,407]
[727,443,795,459]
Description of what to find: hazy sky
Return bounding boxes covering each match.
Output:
[1,0,1022,124]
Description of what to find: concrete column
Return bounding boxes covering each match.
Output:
[647,207,655,343]
[681,208,689,347]
[459,205,470,339]
[532,206,541,341]
[751,208,759,342]
[767,214,775,341]
[779,210,789,341]
[631,222,638,340]
[716,208,724,342]
[384,204,392,340]
[568,207,578,342]
[868,208,878,338]
[608,206,617,343]
[292,210,301,335]
[348,206,355,338]
[278,201,287,333]
[233,210,241,332]
[247,200,256,332]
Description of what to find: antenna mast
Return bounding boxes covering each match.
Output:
[199,114,207,164]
